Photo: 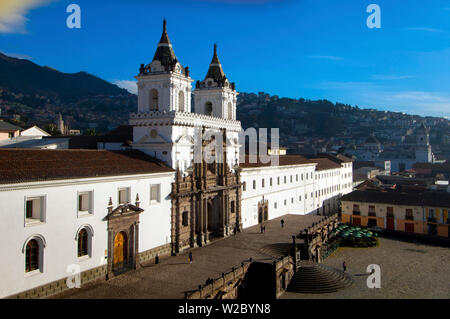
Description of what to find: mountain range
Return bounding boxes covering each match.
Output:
[0,53,448,148]
[0,52,129,99]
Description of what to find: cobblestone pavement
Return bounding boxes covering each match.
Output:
[53,214,322,299]
[282,237,450,299]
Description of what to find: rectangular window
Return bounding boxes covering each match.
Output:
[150,184,160,204]
[368,205,376,217]
[296,174,298,182]
[253,180,256,190]
[277,177,280,185]
[182,211,189,226]
[243,182,246,191]
[284,176,287,184]
[262,179,265,188]
[119,187,130,204]
[299,195,301,201]
[405,209,413,220]
[270,178,273,186]
[284,200,287,206]
[274,202,277,209]
[78,192,92,212]
[387,206,394,218]
[25,196,45,224]
[290,175,293,183]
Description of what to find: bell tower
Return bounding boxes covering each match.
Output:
[194,44,237,120]
[135,19,193,114]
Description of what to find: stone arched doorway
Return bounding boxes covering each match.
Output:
[105,198,144,279]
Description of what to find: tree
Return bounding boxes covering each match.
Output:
[43,124,61,136]
[83,128,97,136]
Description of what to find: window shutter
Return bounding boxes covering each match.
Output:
[26,200,33,218]
[426,208,429,219]
[436,208,440,220]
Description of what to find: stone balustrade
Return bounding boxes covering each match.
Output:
[129,110,242,131]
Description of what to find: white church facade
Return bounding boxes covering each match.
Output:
[0,21,353,299]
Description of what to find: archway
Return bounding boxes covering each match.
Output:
[179,90,185,112]
[114,231,128,266]
[205,102,213,116]
[150,89,159,111]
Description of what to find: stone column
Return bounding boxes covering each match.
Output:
[204,198,209,243]
[198,196,204,246]
[135,222,141,269]
[107,229,113,279]
[190,197,196,247]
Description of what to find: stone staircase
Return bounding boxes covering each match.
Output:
[287,261,353,294]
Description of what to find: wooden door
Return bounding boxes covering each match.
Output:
[386,218,395,230]
[114,232,127,264]
[405,223,414,233]
[352,217,361,226]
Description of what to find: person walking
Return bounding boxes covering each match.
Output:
[281,219,285,228]
[260,224,264,234]
[342,261,347,272]
[188,251,193,264]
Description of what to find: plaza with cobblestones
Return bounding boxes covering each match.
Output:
[53,214,450,299]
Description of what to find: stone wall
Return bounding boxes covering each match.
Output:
[7,264,107,299]
[138,243,172,263]
[186,255,294,299]
[7,243,172,299]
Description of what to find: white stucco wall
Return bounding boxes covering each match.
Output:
[0,172,174,298]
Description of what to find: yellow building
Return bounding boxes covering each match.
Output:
[341,190,450,238]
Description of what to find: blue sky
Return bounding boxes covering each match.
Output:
[1,0,450,118]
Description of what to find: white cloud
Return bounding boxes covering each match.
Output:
[0,51,33,60]
[313,81,450,118]
[370,75,415,81]
[112,80,137,95]
[308,55,343,61]
[0,0,51,34]
[405,27,442,33]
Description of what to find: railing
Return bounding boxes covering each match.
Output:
[405,215,414,221]
[353,211,360,216]
[368,212,376,217]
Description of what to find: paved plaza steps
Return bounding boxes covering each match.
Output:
[287,261,353,294]
[259,243,296,257]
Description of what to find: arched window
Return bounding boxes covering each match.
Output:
[78,229,89,257]
[178,91,185,112]
[228,102,233,119]
[205,102,213,116]
[150,89,159,111]
[25,239,39,272]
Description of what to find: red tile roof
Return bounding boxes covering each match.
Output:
[0,149,174,184]
[311,158,342,171]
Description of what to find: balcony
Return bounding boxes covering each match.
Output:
[352,211,360,216]
[405,215,414,221]
[368,212,376,217]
